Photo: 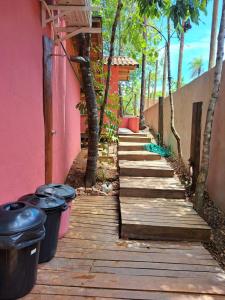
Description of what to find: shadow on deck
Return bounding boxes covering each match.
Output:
[22,196,225,300]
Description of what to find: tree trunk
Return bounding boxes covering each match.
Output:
[139,16,147,129]
[118,16,123,117]
[71,34,99,187]
[162,48,167,98]
[147,71,151,100]
[99,0,123,137]
[167,18,182,160]
[209,0,219,69]
[177,21,185,89]
[195,0,225,213]
[118,83,123,117]
[153,59,158,99]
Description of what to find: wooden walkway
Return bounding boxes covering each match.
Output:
[23,195,225,299]
[118,133,211,241]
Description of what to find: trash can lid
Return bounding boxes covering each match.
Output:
[0,201,46,236]
[18,193,66,211]
[36,184,76,201]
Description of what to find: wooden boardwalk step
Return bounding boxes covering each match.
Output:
[119,159,174,177]
[119,136,151,143]
[118,131,148,137]
[120,176,185,198]
[118,150,161,161]
[119,142,146,151]
[120,197,211,241]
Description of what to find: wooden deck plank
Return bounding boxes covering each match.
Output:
[118,131,148,137]
[119,159,174,177]
[118,150,161,161]
[30,285,225,300]
[119,136,151,143]
[21,196,224,299]
[120,176,185,198]
[120,196,210,241]
[34,271,225,295]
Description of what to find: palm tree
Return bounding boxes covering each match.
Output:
[177,21,185,89]
[195,0,225,213]
[71,34,99,187]
[139,16,147,129]
[189,57,204,78]
[209,0,219,69]
[153,59,158,99]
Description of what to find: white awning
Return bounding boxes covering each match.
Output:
[41,0,101,42]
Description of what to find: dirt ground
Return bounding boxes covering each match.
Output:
[66,144,119,197]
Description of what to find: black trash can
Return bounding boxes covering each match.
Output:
[35,184,76,238]
[19,193,67,263]
[0,201,46,300]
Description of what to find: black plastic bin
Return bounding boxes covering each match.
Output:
[19,193,67,263]
[0,201,46,300]
[36,184,76,238]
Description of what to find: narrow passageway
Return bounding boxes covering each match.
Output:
[22,135,225,299]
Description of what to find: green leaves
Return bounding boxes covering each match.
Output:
[136,0,208,29]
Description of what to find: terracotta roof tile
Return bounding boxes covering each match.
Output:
[103,56,139,67]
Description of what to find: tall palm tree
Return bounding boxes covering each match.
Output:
[189,57,204,78]
[209,0,219,69]
[153,59,158,99]
[139,16,147,129]
[162,48,167,97]
[177,21,185,89]
[195,0,225,213]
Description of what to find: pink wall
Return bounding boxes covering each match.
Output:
[0,1,81,204]
[110,66,119,94]
[52,41,81,182]
[121,117,129,128]
[0,1,45,203]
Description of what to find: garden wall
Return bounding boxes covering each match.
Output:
[144,63,225,212]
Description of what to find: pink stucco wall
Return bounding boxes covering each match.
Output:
[0,1,44,203]
[52,42,81,182]
[0,1,81,204]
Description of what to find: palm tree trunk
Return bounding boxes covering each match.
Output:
[195,0,225,213]
[177,21,185,89]
[99,0,123,137]
[139,16,147,129]
[71,34,99,187]
[209,0,219,69]
[153,59,158,99]
[162,48,167,98]
[167,18,182,160]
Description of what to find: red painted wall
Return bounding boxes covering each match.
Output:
[107,66,139,132]
[0,1,81,204]
[52,41,81,182]
[0,1,44,203]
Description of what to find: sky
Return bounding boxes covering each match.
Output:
[168,0,223,84]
